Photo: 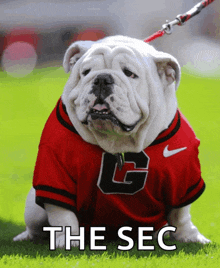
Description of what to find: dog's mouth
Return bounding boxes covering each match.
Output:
[82,103,139,132]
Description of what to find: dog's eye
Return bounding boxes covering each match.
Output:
[123,68,138,79]
[82,69,91,76]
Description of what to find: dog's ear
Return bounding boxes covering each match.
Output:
[153,52,181,90]
[63,40,95,73]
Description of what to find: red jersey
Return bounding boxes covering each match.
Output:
[33,99,205,232]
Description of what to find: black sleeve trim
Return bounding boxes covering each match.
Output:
[172,182,206,209]
[185,177,202,195]
[34,185,76,201]
[36,196,78,215]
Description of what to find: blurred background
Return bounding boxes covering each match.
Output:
[0,0,220,78]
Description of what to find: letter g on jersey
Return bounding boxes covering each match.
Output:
[97,151,149,195]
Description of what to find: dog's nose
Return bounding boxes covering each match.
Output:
[94,74,114,86]
[91,73,114,101]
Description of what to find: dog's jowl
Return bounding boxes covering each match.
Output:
[13,35,210,249]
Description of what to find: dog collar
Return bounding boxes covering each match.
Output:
[114,110,180,170]
[114,153,125,171]
[113,111,180,170]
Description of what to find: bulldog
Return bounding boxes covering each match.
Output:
[13,35,210,248]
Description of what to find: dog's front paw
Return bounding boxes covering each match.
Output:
[170,227,211,244]
[191,233,211,244]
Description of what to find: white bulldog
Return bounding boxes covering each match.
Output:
[14,36,210,248]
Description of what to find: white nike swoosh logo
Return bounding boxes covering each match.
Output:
[163,145,187,157]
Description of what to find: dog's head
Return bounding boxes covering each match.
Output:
[62,36,181,154]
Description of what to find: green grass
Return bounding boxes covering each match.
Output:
[0,67,220,267]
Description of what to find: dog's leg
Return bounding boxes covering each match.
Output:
[44,203,79,248]
[13,187,49,242]
[167,204,210,244]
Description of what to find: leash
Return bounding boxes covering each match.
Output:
[144,0,215,43]
[115,0,215,169]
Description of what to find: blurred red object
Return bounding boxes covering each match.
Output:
[2,27,39,77]
[75,28,106,41]
[3,27,39,50]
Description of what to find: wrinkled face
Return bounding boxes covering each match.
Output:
[70,45,148,135]
[62,36,180,154]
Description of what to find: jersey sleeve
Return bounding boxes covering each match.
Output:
[33,144,77,213]
[162,138,205,209]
